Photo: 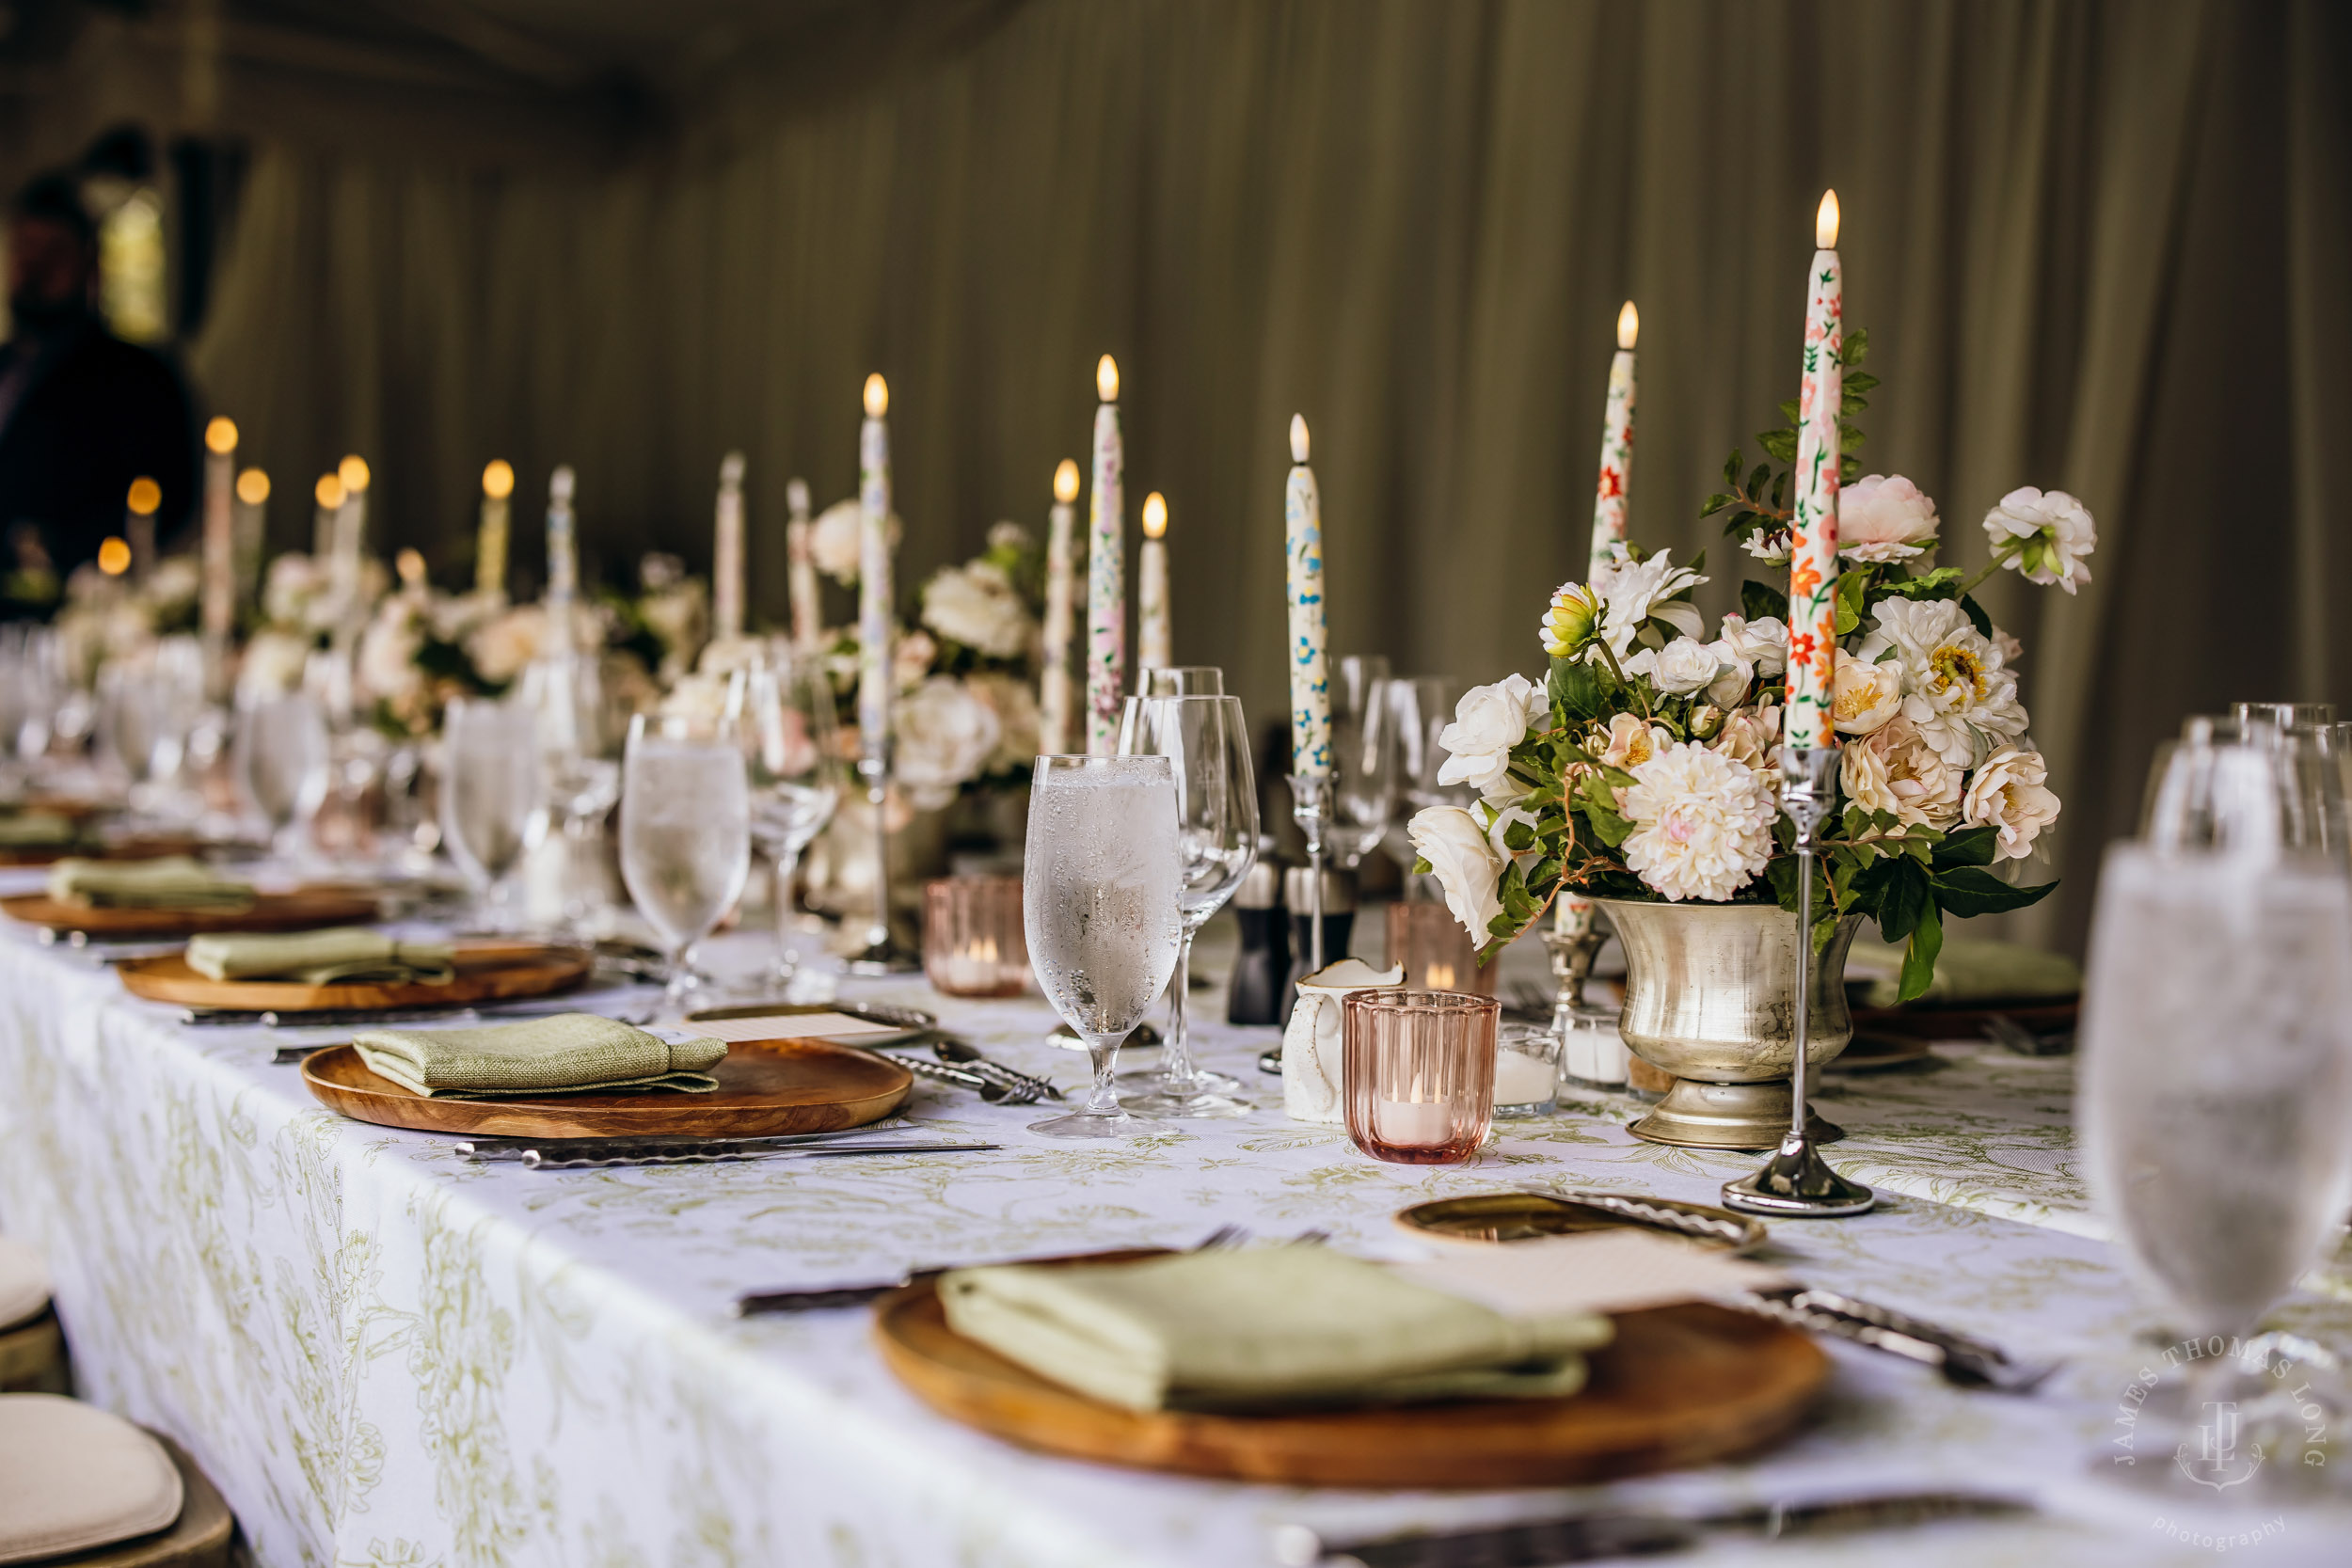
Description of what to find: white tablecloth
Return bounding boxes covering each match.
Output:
[3,903,2350,1566]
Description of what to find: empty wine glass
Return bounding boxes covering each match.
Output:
[2233,701,2336,731]
[518,651,623,932]
[1331,654,1396,868]
[2081,841,2352,1497]
[620,711,752,1005]
[1118,694,1259,1117]
[1024,754,1183,1138]
[439,694,546,932]
[233,691,329,858]
[728,645,841,988]
[1385,674,1464,878]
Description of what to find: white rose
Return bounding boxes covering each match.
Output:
[1644,637,1723,696]
[809,499,902,584]
[1830,657,1903,736]
[1840,718,1963,828]
[1715,613,1788,678]
[966,672,1042,774]
[920,560,1032,658]
[1409,804,1504,942]
[1838,474,1941,562]
[1596,549,1708,657]
[1857,596,2026,767]
[1963,747,2060,861]
[1618,741,1778,903]
[893,676,1002,810]
[1435,673,1547,796]
[1981,487,2096,594]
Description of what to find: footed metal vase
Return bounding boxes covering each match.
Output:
[1595,900,1862,1150]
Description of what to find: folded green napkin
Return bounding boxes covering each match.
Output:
[351,1014,728,1098]
[0,813,80,850]
[1849,938,2081,1009]
[47,856,255,911]
[184,927,455,985]
[940,1246,1613,1413]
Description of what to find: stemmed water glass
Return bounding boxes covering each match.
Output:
[233,691,330,858]
[438,695,546,932]
[101,638,203,819]
[1117,693,1259,1118]
[728,645,841,990]
[1384,675,1463,880]
[1023,754,1183,1138]
[1331,654,1396,869]
[619,711,752,1006]
[518,651,624,934]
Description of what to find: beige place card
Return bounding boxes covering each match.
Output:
[1391,1228,1792,1319]
[664,1012,907,1045]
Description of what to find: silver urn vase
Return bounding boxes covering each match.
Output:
[1595,899,1863,1150]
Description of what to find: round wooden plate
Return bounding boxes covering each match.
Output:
[300,1034,914,1139]
[875,1267,1829,1487]
[0,888,380,939]
[114,942,591,1012]
[0,833,206,869]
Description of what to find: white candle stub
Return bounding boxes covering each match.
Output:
[1494,1047,1557,1106]
[1375,1097,1454,1148]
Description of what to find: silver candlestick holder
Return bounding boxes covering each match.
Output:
[1722,746,1875,1219]
[845,752,919,974]
[1258,772,1332,1075]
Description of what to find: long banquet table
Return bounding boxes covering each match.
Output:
[4,884,2351,1567]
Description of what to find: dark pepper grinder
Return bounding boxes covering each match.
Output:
[1226,860,1288,1026]
[1279,866,1357,1020]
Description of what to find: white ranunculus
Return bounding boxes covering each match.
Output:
[1409,804,1504,942]
[920,559,1032,658]
[1838,474,1941,562]
[894,676,1002,810]
[1709,701,1782,784]
[1963,747,2061,861]
[1840,718,1963,829]
[1714,613,1788,678]
[1618,741,1778,903]
[1981,487,2096,594]
[808,499,903,585]
[1645,637,1723,696]
[1830,656,1903,736]
[1857,596,2026,768]
[1436,673,1547,795]
[1597,549,1708,657]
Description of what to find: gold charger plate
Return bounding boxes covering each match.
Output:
[874,1252,1826,1488]
[300,1034,913,1139]
[1393,1191,1768,1252]
[115,941,589,1013]
[1,887,381,940]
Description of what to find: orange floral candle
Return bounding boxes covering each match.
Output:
[1785,191,1842,750]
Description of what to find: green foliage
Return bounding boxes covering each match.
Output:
[1706,326,1875,559]
[1740,579,1789,626]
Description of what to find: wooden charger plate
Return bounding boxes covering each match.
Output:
[0,832,206,869]
[875,1257,1829,1488]
[301,1034,913,1139]
[114,941,591,1012]
[0,887,379,939]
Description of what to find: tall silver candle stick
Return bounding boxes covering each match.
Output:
[847,373,918,974]
[1722,747,1874,1217]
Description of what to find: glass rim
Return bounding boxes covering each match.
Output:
[924,874,1022,895]
[1032,752,1172,772]
[1341,988,1502,1016]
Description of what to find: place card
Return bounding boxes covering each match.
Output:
[666,1011,909,1045]
[1391,1228,1791,1319]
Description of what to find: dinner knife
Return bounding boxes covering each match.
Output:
[456,1125,916,1160]
[517,1140,997,1169]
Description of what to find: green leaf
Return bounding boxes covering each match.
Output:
[1724,450,1744,488]
[1846,326,1869,367]
[1757,428,1799,463]
[1930,865,2058,917]
[1875,857,1931,946]
[1845,370,1880,394]
[1701,492,1734,517]
[1898,901,1942,1002]
[1930,826,1999,870]
[1777,399,1801,426]
[1578,777,1633,847]
[1959,593,1994,639]
[1502,818,1537,852]
[1411,856,1432,876]
[1771,471,1789,510]
[1880,566,1965,603]
[1549,654,1608,723]
[1747,464,1772,498]
[1740,579,1790,626]
[1833,568,1869,636]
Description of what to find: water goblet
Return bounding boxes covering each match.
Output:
[439,695,546,932]
[620,711,752,1006]
[1331,654,1395,869]
[233,691,329,859]
[518,651,623,933]
[728,646,841,988]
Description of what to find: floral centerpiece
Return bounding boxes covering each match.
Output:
[1409,335,2091,1001]
[52,554,203,685]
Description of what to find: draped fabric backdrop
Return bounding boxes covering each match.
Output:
[131,0,2351,953]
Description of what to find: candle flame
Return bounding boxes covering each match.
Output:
[338,454,371,493]
[125,477,161,515]
[482,459,514,499]
[1054,459,1080,504]
[550,466,576,503]
[863,373,888,418]
[396,547,426,585]
[314,474,344,509]
[1096,355,1119,403]
[1816,189,1840,249]
[1289,414,1310,465]
[721,451,746,486]
[235,467,269,505]
[204,417,237,454]
[1141,492,1168,539]
[1617,300,1639,350]
[97,538,131,576]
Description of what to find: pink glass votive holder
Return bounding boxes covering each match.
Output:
[1342,990,1498,1165]
[1386,900,1499,996]
[922,877,1030,999]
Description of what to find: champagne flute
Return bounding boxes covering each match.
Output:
[728,645,841,988]
[620,711,751,1006]
[233,691,329,858]
[439,695,546,932]
[1331,654,1396,869]
[1118,694,1258,1117]
[1024,754,1183,1138]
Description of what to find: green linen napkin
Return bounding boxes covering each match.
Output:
[940,1245,1613,1413]
[1848,937,2082,1009]
[351,1014,728,1098]
[47,856,256,911]
[0,813,80,850]
[184,927,455,985]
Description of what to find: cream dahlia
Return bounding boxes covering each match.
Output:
[1619,741,1777,902]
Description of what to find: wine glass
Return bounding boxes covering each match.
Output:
[102,638,204,819]
[518,651,623,933]
[1384,675,1464,879]
[1142,667,1224,696]
[1330,654,1396,868]
[1118,694,1259,1117]
[439,695,546,932]
[728,645,841,989]
[233,691,329,858]
[1023,754,1183,1138]
[2081,841,2352,1496]
[620,711,751,1006]
[2233,701,2336,731]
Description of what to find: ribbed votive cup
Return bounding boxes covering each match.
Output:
[1343,989,1498,1164]
[922,877,1030,998]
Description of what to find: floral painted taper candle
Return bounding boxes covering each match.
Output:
[311,473,340,561]
[545,466,579,656]
[1085,356,1125,755]
[1284,415,1332,776]
[231,467,268,608]
[1137,490,1171,671]
[858,374,894,765]
[200,418,236,644]
[477,460,513,596]
[713,451,747,642]
[333,455,370,603]
[1784,190,1843,749]
[1040,458,1081,755]
[1587,302,1639,579]
[786,477,818,651]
